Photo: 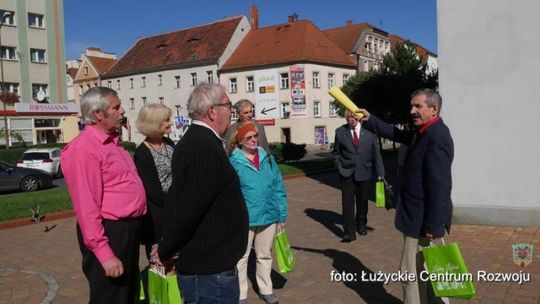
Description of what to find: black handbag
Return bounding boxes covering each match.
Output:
[382,177,395,210]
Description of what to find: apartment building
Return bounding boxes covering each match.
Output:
[0,0,77,147]
[72,47,117,106]
[103,15,251,143]
[220,12,357,145]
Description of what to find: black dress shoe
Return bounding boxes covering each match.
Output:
[341,234,356,242]
[357,226,368,235]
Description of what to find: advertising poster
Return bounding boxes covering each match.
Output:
[255,69,279,119]
[170,115,191,142]
[290,65,306,117]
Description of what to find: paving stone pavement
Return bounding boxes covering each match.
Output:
[0,171,539,303]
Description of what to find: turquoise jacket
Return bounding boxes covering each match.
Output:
[229,147,288,227]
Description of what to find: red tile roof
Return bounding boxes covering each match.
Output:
[389,34,434,59]
[66,67,78,79]
[87,56,117,75]
[221,20,355,71]
[322,23,373,54]
[105,16,244,77]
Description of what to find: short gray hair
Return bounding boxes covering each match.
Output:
[234,99,253,113]
[80,87,118,124]
[411,88,442,114]
[187,83,226,118]
[136,103,172,139]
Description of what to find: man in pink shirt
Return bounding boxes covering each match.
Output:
[61,87,146,303]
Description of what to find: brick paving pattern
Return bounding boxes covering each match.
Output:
[0,172,539,303]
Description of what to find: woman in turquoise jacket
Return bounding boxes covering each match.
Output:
[229,122,287,304]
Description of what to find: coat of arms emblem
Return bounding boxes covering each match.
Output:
[512,243,534,268]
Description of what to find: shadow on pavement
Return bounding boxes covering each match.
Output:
[293,246,402,304]
[304,208,344,238]
[246,249,288,296]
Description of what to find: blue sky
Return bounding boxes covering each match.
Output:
[64,0,437,60]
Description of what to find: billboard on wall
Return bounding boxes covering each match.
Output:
[290,65,306,117]
[255,69,279,119]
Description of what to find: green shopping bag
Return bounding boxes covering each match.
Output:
[422,241,476,299]
[375,179,385,208]
[143,266,183,304]
[274,228,296,273]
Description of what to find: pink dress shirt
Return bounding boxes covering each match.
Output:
[61,125,147,264]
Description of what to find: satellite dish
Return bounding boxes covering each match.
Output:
[37,89,46,102]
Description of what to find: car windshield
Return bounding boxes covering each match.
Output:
[22,152,50,160]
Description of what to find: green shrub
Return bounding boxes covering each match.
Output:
[282,143,307,162]
[0,147,27,164]
[121,141,136,153]
[269,142,283,163]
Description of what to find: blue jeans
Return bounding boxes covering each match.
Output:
[177,268,239,304]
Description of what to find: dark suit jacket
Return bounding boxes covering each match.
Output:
[364,116,454,238]
[334,123,384,181]
[134,137,175,243]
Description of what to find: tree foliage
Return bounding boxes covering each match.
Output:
[340,41,438,125]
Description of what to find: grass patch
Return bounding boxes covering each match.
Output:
[0,159,335,222]
[0,187,72,222]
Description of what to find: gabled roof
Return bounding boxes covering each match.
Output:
[322,23,372,54]
[106,16,244,77]
[87,56,117,75]
[389,34,435,58]
[67,67,78,79]
[221,19,355,71]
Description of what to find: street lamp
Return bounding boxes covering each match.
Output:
[1,11,11,149]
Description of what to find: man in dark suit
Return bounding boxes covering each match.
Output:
[334,111,384,242]
[154,83,248,303]
[358,89,453,304]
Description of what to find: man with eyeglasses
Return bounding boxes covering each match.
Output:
[154,83,248,303]
[224,99,270,154]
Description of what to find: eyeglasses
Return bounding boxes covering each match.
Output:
[243,134,258,142]
[212,101,233,111]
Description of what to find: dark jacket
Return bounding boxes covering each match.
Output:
[134,137,175,244]
[334,123,384,181]
[158,124,249,274]
[364,116,454,238]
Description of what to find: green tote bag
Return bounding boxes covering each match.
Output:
[375,179,386,208]
[141,266,183,304]
[274,228,296,273]
[422,241,476,299]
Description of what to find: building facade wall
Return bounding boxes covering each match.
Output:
[438,0,540,226]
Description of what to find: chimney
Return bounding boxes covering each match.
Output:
[250,5,259,30]
[346,20,353,26]
[288,14,298,23]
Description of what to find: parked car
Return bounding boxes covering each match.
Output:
[17,148,63,178]
[0,161,53,192]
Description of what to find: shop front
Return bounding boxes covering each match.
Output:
[0,103,80,147]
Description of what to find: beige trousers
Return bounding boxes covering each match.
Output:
[237,223,277,300]
[401,235,450,304]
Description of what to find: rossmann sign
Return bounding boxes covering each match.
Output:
[15,103,79,114]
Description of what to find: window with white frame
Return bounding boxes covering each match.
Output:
[280,73,289,89]
[312,72,320,88]
[343,73,350,84]
[107,80,112,88]
[30,49,46,63]
[175,76,180,88]
[281,102,290,119]
[130,78,134,88]
[83,66,89,75]
[0,46,16,60]
[191,73,197,86]
[246,76,254,92]
[207,71,214,84]
[79,85,83,96]
[364,60,369,71]
[313,101,321,117]
[32,84,47,100]
[142,97,147,106]
[329,101,338,117]
[116,79,121,90]
[328,73,335,88]
[28,13,44,28]
[1,82,19,94]
[158,74,162,86]
[0,10,15,26]
[231,110,238,120]
[159,97,164,104]
[229,78,237,93]
[129,98,135,109]
[141,76,146,88]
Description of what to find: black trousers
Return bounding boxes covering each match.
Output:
[341,176,370,235]
[76,218,143,304]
